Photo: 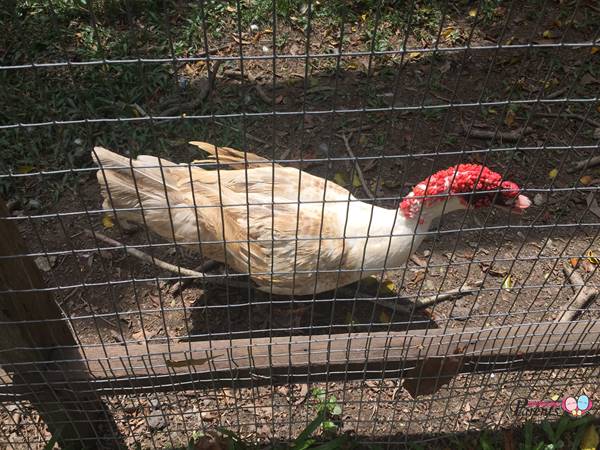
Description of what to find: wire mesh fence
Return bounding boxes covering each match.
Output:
[0,0,599,448]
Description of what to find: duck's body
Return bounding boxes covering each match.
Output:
[92,142,529,295]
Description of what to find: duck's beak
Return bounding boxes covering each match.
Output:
[494,194,531,215]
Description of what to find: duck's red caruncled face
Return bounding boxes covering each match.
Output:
[400,164,531,219]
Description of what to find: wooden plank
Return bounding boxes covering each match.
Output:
[1,320,598,398]
[0,200,123,449]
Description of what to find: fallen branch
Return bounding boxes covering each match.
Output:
[567,155,600,174]
[534,112,600,129]
[556,263,599,322]
[463,125,533,142]
[81,229,249,289]
[161,60,222,116]
[168,260,221,296]
[544,86,568,100]
[370,280,484,315]
[338,133,375,200]
[223,69,272,104]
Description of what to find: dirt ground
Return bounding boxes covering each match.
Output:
[1,1,599,448]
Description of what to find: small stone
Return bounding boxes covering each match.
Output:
[533,193,546,206]
[150,398,160,410]
[27,199,41,210]
[147,413,166,430]
[318,142,329,156]
[34,256,57,272]
[422,249,431,257]
[262,45,270,54]
[250,24,259,32]
[6,198,20,212]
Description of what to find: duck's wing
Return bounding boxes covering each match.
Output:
[189,141,274,170]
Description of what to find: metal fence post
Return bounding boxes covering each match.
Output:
[0,199,123,449]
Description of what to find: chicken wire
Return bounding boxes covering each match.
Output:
[0,0,599,448]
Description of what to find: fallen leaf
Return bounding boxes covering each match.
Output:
[580,424,599,450]
[586,192,600,219]
[468,8,477,17]
[352,172,362,188]
[102,214,115,229]
[378,280,396,296]
[548,168,559,179]
[442,27,455,39]
[569,257,580,268]
[379,310,391,323]
[293,384,309,405]
[410,254,428,267]
[275,95,284,104]
[480,263,507,277]
[411,270,426,284]
[592,47,599,55]
[407,52,421,61]
[502,274,514,292]
[542,30,558,39]
[580,175,593,185]
[16,165,34,174]
[505,109,516,127]
[585,250,599,265]
[333,172,348,187]
[226,5,236,12]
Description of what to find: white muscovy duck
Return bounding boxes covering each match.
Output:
[92,142,530,295]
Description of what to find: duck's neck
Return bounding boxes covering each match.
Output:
[399,195,466,227]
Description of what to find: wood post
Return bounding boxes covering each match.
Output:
[0,200,122,449]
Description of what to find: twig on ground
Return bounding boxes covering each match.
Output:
[556,263,598,322]
[169,260,221,296]
[567,155,600,173]
[213,121,270,147]
[364,281,484,315]
[223,69,272,104]
[338,124,375,135]
[161,60,222,116]
[534,112,600,129]
[463,124,533,141]
[338,133,375,200]
[81,229,250,289]
[544,86,569,100]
